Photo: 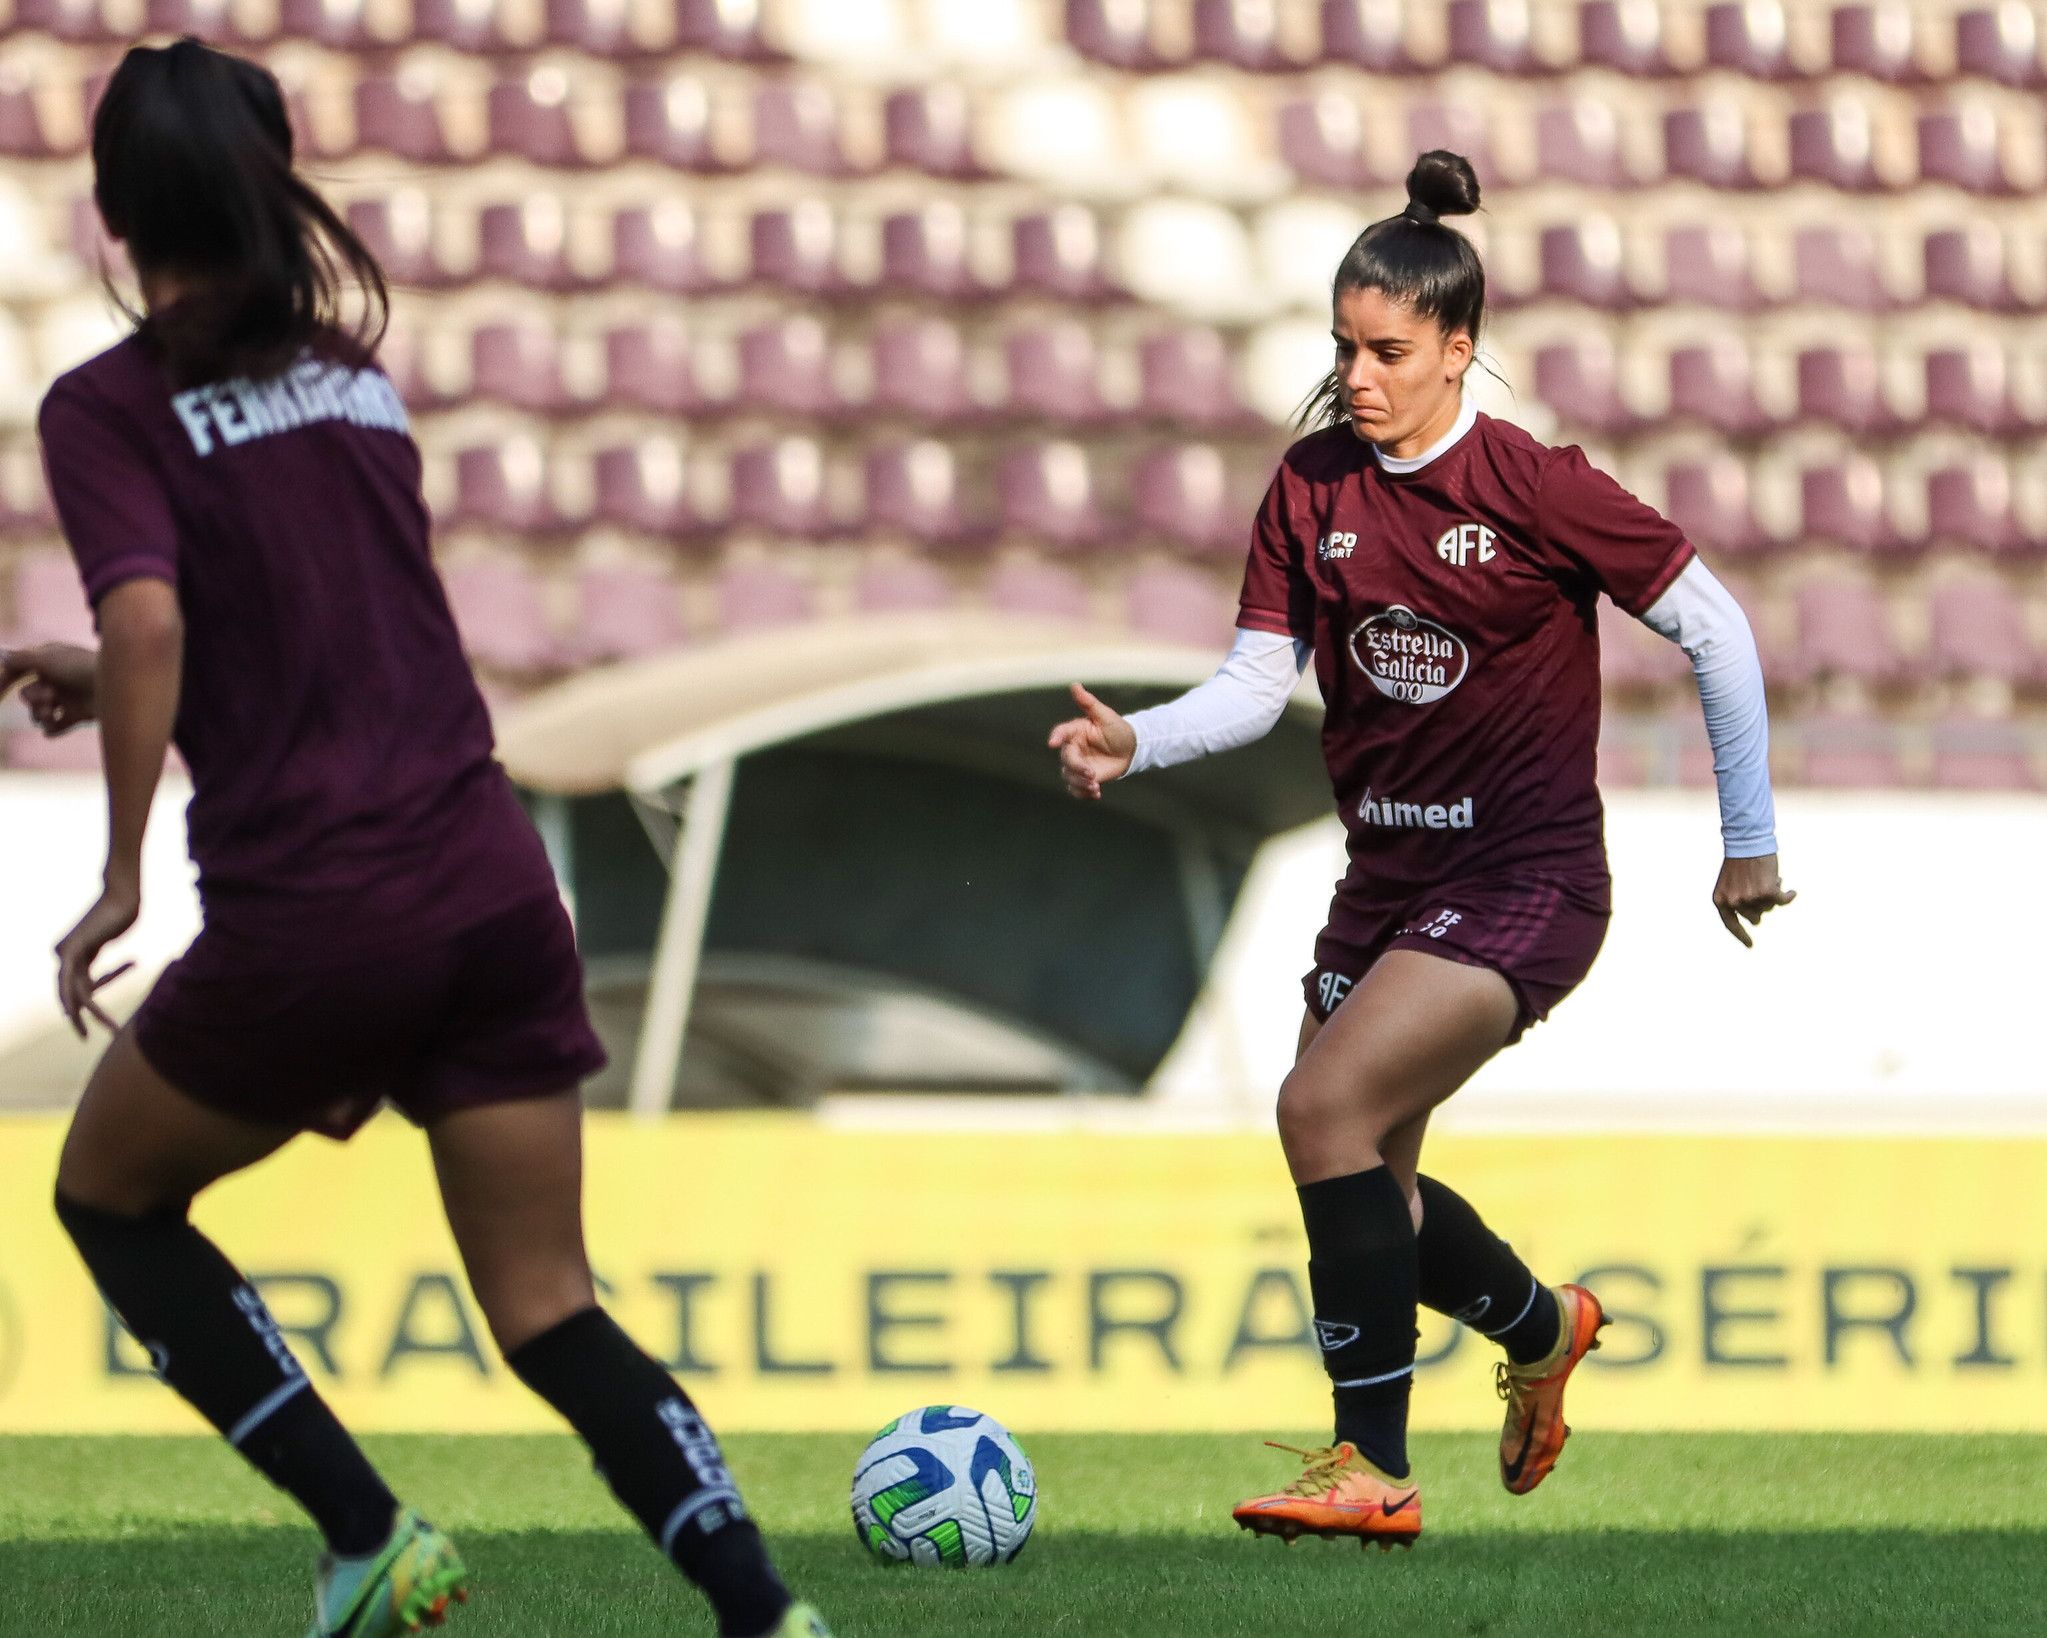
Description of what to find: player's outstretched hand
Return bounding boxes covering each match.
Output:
[54,887,139,1039]
[0,642,100,736]
[1047,683,1137,801]
[1713,854,1795,949]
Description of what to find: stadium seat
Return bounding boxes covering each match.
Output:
[738,316,845,418]
[1801,457,1917,559]
[718,560,816,632]
[278,0,387,51]
[1930,714,2039,790]
[1955,5,2046,89]
[1193,0,1296,71]
[854,554,954,612]
[487,70,589,169]
[1320,0,1425,70]
[1831,2,1932,83]
[345,196,460,290]
[1927,574,2046,687]
[605,320,715,416]
[144,0,259,44]
[865,441,977,544]
[1704,1,1804,79]
[1406,99,1499,190]
[1799,709,1908,788]
[1539,219,1641,310]
[1535,98,1637,187]
[1793,225,1897,311]
[478,199,595,292]
[987,556,1091,620]
[1578,0,1681,75]
[354,75,466,165]
[1790,576,1910,683]
[1788,102,1892,192]
[998,442,1109,549]
[1277,94,1379,189]
[1663,103,1765,189]
[12,0,127,42]
[754,81,863,176]
[1066,0,1175,70]
[880,205,983,300]
[750,205,849,295]
[0,70,74,160]
[1125,561,1236,646]
[1534,338,1646,436]
[415,0,525,53]
[1132,445,1241,555]
[471,321,586,414]
[7,553,96,648]
[442,557,561,673]
[1005,322,1110,424]
[884,85,988,178]
[1926,458,2036,558]
[613,203,718,295]
[1924,346,2039,436]
[1662,223,1772,311]
[545,0,652,58]
[870,318,978,421]
[1012,207,1121,301]
[729,439,836,537]
[449,442,576,536]
[1922,225,2032,313]
[1138,327,1257,429]
[623,78,725,170]
[568,563,687,662]
[1796,345,1908,436]
[592,438,701,537]
[1448,0,1561,74]
[1917,106,2024,195]
[1663,456,1781,560]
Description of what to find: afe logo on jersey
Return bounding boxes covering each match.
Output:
[1349,605,1470,705]
[1435,522,1497,567]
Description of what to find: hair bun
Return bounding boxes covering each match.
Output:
[1404,150,1481,220]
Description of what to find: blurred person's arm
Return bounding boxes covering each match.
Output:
[0,641,100,733]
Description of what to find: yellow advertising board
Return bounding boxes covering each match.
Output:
[1,1116,2042,1433]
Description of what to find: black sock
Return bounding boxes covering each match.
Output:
[1414,1175,1561,1366]
[1296,1165,1417,1479]
[508,1306,789,1638]
[54,1190,397,1554]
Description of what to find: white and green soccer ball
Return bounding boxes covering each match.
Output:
[849,1406,1037,1567]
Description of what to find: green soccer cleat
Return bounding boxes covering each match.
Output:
[766,1603,834,1637]
[306,1508,470,1637]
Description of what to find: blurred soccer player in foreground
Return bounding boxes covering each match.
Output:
[1051,151,1794,1548]
[0,39,827,1638]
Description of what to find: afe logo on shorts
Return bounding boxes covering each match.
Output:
[1349,604,1470,705]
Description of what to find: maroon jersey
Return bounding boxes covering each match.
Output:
[39,333,555,961]
[1239,414,1693,910]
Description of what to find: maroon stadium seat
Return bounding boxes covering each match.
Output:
[1536,99,1637,187]
[478,200,594,292]
[884,86,988,178]
[1793,225,1896,311]
[370,323,456,414]
[1788,105,1891,192]
[750,205,849,295]
[488,73,588,169]
[1800,710,1908,788]
[604,320,714,416]
[754,81,862,177]
[998,443,1109,549]
[1800,458,1917,559]
[1138,327,1257,428]
[880,205,984,300]
[1704,0,1802,78]
[1005,322,1110,424]
[738,317,844,419]
[13,0,126,43]
[415,0,523,53]
[1277,94,1379,189]
[1126,561,1236,646]
[613,203,718,295]
[1930,716,2039,790]
[674,0,778,57]
[345,197,460,290]
[569,564,687,662]
[1790,576,1910,684]
[1533,338,1645,436]
[865,442,976,544]
[1579,0,1680,75]
[1669,340,1779,436]
[1831,3,1931,83]
[1917,107,2023,195]
[1924,346,2039,436]
[1663,457,1781,561]
[1193,0,1295,70]
[1922,225,2031,313]
[718,561,816,632]
[0,72,73,159]
[592,439,701,538]
[450,445,577,537]
[1132,445,1241,555]
[729,439,836,538]
[1539,220,1641,309]
[988,558,1090,620]
[870,318,978,421]
[1320,0,1421,68]
[278,0,384,50]
[1796,345,1909,436]
[1663,105,1765,189]
[443,557,561,673]
[354,76,465,165]
[1663,223,1772,310]
[1928,574,2046,687]
[1925,457,2036,558]
[545,0,651,58]
[1448,0,1559,74]
[1067,0,1174,70]
[855,556,954,613]
[1013,207,1121,301]
[624,79,725,170]
[1407,99,1498,190]
[146,0,260,43]
[1955,5,2045,89]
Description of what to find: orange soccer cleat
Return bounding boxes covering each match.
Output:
[1497,1282,1608,1496]
[1231,1442,1421,1550]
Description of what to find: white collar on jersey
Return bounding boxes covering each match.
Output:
[1370,391,1478,474]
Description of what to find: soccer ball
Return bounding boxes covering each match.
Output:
[849,1406,1037,1567]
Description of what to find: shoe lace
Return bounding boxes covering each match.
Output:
[1264,1441,1353,1498]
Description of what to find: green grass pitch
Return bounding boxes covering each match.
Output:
[5,1432,2045,1635]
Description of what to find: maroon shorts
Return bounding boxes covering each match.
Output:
[133,893,608,1140]
[1302,873,1611,1043]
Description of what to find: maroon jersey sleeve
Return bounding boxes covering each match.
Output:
[1237,466,1316,642]
[1535,444,1694,616]
[38,379,179,607]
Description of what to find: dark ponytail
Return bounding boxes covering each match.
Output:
[91,38,388,388]
[1298,150,1489,430]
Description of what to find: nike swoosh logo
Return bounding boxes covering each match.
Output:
[1503,1426,1536,1485]
[1381,1491,1419,1517]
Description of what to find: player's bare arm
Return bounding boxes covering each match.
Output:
[0,641,99,735]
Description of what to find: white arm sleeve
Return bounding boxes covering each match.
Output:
[1124,627,1312,776]
[1637,558,1778,858]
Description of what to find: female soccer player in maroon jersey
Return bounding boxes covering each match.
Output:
[1050,152,1794,1546]
[0,41,826,1638]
